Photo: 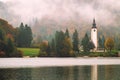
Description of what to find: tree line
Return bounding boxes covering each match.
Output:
[0,22,33,57]
[39,28,117,57]
[39,29,79,57]
[0,28,22,57]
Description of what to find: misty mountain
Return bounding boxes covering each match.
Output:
[31,16,120,42]
[1,0,120,41]
[0,1,20,27]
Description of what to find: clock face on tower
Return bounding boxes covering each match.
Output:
[94,29,96,32]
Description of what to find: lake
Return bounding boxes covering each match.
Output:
[0,58,120,80]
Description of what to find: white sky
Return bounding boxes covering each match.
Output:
[0,0,120,27]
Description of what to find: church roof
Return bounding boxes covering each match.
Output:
[92,18,97,28]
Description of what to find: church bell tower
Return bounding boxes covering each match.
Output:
[91,18,97,51]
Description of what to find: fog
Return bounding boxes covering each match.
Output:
[0,0,120,27]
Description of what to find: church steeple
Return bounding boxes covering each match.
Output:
[91,18,97,51]
[92,18,96,28]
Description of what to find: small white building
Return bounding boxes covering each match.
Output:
[91,19,98,51]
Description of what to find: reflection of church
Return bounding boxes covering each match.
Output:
[91,19,98,51]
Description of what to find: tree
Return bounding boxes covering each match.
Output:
[6,38,15,57]
[88,41,95,51]
[62,37,74,57]
[16,23,25,47]
[0,28,7,56]
[0,28,6,41]
[39,41,48,57]
[55,31,65,56]
[81,33,90,52]
[55,30,74,57]
[50,38,56,56]
[105,37,114,52]
[16,23,33,47]
[72,29,79,53]
[65,28,70,38]
[101,35,105,48]
[24,24,33,47]
[98,36,102,48]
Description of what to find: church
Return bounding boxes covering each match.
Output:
[91,19,98,51]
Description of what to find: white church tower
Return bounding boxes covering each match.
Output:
[91,18,97,51]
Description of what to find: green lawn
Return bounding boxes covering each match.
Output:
[18,48,40,57]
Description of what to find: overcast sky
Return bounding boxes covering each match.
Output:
[0,0,120,27]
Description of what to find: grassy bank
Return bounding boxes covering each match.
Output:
[18,48,39,57]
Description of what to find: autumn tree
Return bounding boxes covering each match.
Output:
[6,38,15,57]
[39,41,48,57]
[105,37,114,52]
[0,28,23,57]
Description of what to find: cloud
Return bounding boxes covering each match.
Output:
[0,1,21,27]
[0,0,120,27]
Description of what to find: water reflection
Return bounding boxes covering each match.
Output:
[0,65,120,80]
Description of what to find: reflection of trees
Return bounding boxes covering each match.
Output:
[98,65,120,80]
[31,66,92,80]
[0,68,32,80]
[105,65,120,80]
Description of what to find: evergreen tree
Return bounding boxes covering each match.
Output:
[0,28,7,54]
[0,28,5,41]
[101,35,105,48]
[72,29,79,53]
[98,36,102,48]
[16,22,25,47]
[6,38,15,57]
[51,39,56,53]
[46,42,51,56]
[24,24,33,47]
[81,33,90,52]
[88,41,95,51]
[16,23,33,47]
[65,28,70,38]
[55,30,74,57]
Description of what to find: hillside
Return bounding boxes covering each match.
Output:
[32,17,120,42]
[0,18,15,36]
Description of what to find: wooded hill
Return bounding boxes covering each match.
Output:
[0,18,16,36]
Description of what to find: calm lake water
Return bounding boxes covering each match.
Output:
[0,65,120,80]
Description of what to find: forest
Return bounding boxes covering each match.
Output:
[0,18,119,57]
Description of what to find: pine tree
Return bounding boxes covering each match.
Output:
[16,23,33,47]
[24,24,33,47]
[51,39,56,53]
[81,33,90,52]
[72,29,79,53]
[65,28,70,38]
[98,36,102,48]
[101,35,105,48]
